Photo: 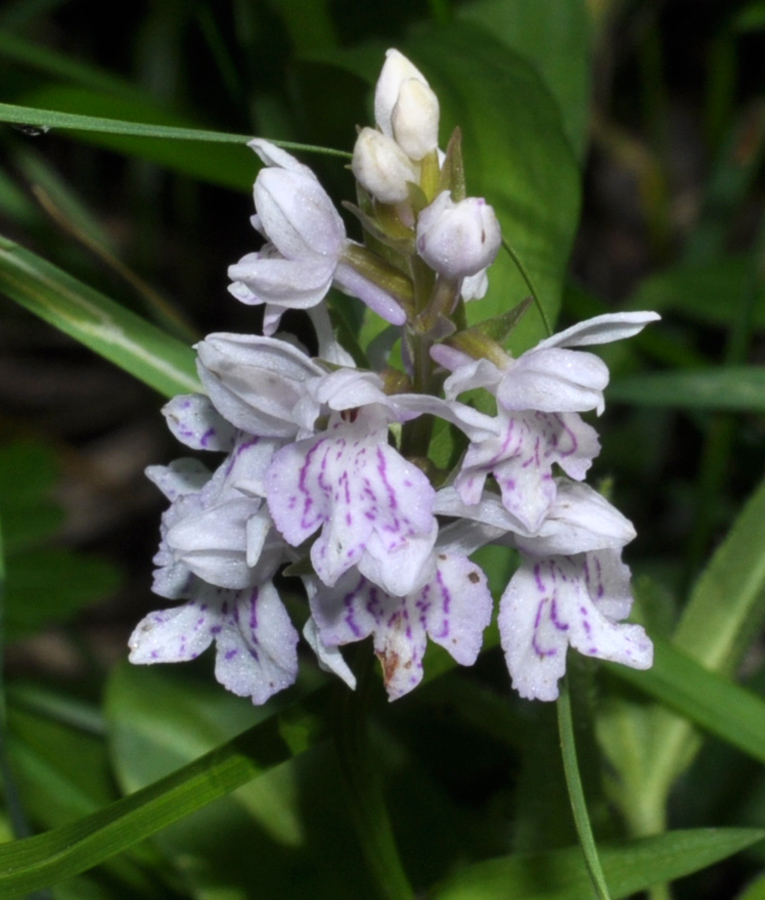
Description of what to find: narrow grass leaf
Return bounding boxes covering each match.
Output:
[608,636,765,768]
[431,828,764,900]
[557,676,611,900]
[0,234,200,397]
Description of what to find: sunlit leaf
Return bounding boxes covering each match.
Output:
[0,234,200,397]
[431,828,764,900]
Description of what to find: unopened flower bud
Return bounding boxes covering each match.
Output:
[392,78,440,160]
[416,192,502,279]
[375,49,431,136]
[351,127,418,204]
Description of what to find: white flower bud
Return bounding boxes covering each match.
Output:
[351,127,418,204]
[416,192,502,279]
[374,49,431,136]
[392,78,439,160]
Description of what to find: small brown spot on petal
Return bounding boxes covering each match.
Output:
[376,648,400,686]
[468,571,480,584]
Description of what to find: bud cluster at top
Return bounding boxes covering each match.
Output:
[129,48,659,706]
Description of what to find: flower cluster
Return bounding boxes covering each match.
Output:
[130,49,657,703]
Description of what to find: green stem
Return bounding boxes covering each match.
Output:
[501,238,552,337]
[557,672,611,900]
[332,655,416,900]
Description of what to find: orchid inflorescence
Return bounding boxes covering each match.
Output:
[129,49,657,704]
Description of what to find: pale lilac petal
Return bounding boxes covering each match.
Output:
[434,486,530,534]
[228,254,336,309]
[309,550,491,701]
[254,168,345,259]
[312,573,429,699]
[516,480,636,557]
[128,596,216,663]
[536,311,661,350]
[461,269,488,301]
[455,411,600,532]
[146,459,210,502]
[162,394,236,452]
[440,355,504,400]
[498,348,609,415]
[302,616,357,689]
[499,561,569,702]
[248,138,315,175]
[151,562,193,600]
[213,584,299,705]
[166,496,266,589]
[196,333,323,438]
[358,520,438,597]
[334,259,407,325]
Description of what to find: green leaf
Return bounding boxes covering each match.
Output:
[609,636,765,769]
[457,0,591,161]
[626,257,752,329]
[557,677,611,900]
[0,234,200,397]
[0,688,330,899]
[3,548,121,640]
[106,665,379,900]
[609,366,765,411]
[0,440,63,553]
[736,869,765,900]
[430,828,764,900]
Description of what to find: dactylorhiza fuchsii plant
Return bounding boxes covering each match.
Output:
[129,48,659,706]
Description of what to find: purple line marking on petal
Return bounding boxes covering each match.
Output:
[550,599,569,631]
[534,564,545,593]
[225,648,238,660]
[210,625,222,635]
[376,446,398,512]
[200,427,216,448]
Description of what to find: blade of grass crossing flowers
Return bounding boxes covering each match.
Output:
[0,101,351,158]
[0,687,331,899]
[558,673,611,900]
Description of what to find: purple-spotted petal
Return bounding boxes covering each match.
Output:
[162,394,237,452]
[499,550,652,702]
[266,411,436,594]
[128,595,217,663]
[213,583,299,706]
[455,410,600,532]
[422,551,492,665]
[309,549,491,701]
